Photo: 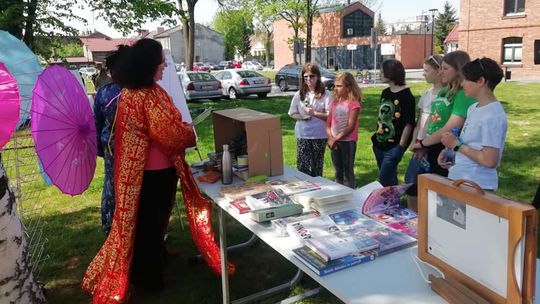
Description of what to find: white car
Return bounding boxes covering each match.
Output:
[78,67,96,77]
[242,61,264,70]
[214,69,271,99]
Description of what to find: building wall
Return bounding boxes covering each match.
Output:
[274,9,430,70]
[157,24,225,64]
[460,0,540,79]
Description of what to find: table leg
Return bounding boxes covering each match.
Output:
[219,207,230,304]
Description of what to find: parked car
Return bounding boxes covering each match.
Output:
[177,71,222,102]
[205,62,219,70]
[242,61,263,70]
[275,64,336,92]
[192,62,211,72]
[79,66,96,77]
[214,69,272,99]
[233,61,242,69]
[218,61,235,70]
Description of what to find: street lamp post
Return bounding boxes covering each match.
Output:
[429,8,438,55]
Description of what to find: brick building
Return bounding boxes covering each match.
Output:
[273,2,432,70]
[459,0,540,79]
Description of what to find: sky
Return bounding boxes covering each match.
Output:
[70,0,460,38]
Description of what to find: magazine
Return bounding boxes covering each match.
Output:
[359,183,418,238]
[305,230,380,262]
[292,246,377,276]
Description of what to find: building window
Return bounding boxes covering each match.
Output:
[502,37,522,63]
[343,10,373,38]
[504,0,525,15]
[535,40,540,65]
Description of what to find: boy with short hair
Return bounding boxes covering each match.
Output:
[439,57,506,190]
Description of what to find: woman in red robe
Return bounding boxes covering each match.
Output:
[82,39,232,303]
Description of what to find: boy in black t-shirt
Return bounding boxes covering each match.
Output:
[371,60,416,186]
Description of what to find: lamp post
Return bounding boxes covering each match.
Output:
[429,8,438,55]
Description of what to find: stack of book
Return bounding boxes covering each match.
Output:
[292,183,355,213]
[328,209,417,255]
[289,218,380,276]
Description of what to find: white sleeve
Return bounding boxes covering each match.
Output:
[324,90,333,113]
[288,91,302,115]
[480,114,507,149]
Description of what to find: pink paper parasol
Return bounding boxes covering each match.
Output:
[0,62,21,149]
[31,65,96,195]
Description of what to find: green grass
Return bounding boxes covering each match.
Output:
[21,82,540,303]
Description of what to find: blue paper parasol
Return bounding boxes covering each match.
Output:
[0,30,43,129]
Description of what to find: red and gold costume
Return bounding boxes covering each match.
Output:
[82,84,234,303]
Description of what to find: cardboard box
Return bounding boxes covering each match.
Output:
[212,108,283,178]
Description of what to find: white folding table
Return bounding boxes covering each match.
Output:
[195,165,539,304]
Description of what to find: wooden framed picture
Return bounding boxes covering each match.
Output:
[418,174,536,303]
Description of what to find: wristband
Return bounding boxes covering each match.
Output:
[419,139,426,148]
[453,140,463,151]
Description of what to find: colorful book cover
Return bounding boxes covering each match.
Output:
[363,226,417,256]
[328,209,380,231]
[292,246,377,276]
[229,198,251,214]
[245,189,295,210]
[367,207,417,224]
[361,183,412,214]
[387,218,418,238]
[305,230,380,262]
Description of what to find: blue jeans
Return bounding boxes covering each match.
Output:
[373,144,405,186]
[404,155,429,196]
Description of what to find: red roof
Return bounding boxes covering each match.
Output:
[444,23,459,43]
[80,37,137,52]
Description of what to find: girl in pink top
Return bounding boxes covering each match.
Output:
[326,72,363,188]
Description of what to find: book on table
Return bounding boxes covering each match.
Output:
[266,179,322,196]
[292,183,354,211]
[287,215,341,241]
[270,210,321,236]
[360,183,418,238]
[328,209,417,256]
[229,197,251,214]
[245,189,303,222]
[218,182,273,200]
[292,245,377,276]
[304,230,380,262]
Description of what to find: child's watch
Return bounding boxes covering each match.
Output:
[453,140,463,151]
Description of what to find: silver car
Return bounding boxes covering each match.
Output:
[214,69,271,99]
[177,71,222,101]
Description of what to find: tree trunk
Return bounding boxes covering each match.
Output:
[187,3,196,70]
[182,18,191,70]
[293,29,299,65]
[265,30,272,67]
[305,0,312,63]
[0,155,45,303]
[22,0,38,50]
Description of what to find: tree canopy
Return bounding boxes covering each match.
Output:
[434,1,457,54]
